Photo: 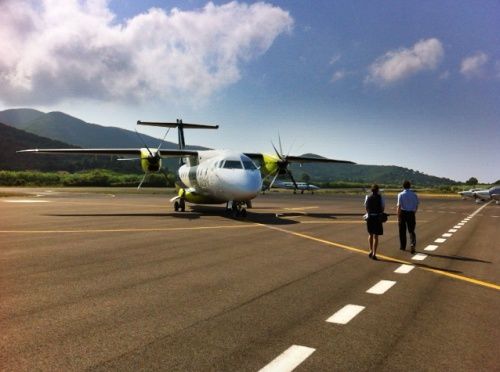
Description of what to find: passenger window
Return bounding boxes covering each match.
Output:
[223,160,243,169]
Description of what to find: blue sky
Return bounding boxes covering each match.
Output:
[1,0,499,182]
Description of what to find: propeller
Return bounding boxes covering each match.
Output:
[265,134,299,191]
[134,128,171,189]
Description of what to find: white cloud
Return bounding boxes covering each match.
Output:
[366,38,444,86]
[329,54,341,65]
[330,70,346,83]
[460,52,488,78]
[0,0,293,105]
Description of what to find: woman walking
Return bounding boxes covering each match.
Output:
[364,184,385,260]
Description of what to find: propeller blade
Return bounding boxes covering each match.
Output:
[156,127,171,152]
[268,171,281,190]
[135,129,153,157]
[286,169,299,190]
[137,173,147,189]
[278,131,283,156]
[271,141,283,160]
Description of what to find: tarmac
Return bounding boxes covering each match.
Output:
[1,188,499,371]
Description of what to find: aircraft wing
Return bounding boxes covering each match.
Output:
[244,153,355,164]
[17,148,199,158]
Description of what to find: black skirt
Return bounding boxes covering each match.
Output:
[366,215,383,235]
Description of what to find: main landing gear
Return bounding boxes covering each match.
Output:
[226,201,248,218]
[174,198,186,212]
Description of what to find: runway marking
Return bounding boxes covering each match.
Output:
[442,233,453,237]
[434,238,446,243]
[457,223,465,226]
[283,206,319,211]
[424,245,438,252]
[412,253,428,261]
[326,304,365,324]
[448,229,457,233]
[453,225,462,229]
[366,280,396,294]
[394,264,415,274]
[259,224,500,291]
[3,199,49,203]
[259,345,315,372]
[0,224,262,234]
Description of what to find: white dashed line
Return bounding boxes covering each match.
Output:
[453,225,462,229]
[412,253,428,261]
[434,238,446,243]
[457,223,465,226]
[394,264,415,274]
[326,304,365,324]
[3,199,49,203]
[259,345,316,372]
[366,280,396,294]
[442,233,453,237]
[424,245,438,251]
[448,229,457,233]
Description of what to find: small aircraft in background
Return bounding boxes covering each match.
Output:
[19,120,354,216]
[458,188,479,200]
[272,180,320,194]
[458,186,500,204]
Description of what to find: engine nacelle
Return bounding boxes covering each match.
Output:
[140,148,162,173]
[261,153,280,176]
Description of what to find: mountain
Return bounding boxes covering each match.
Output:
[0,109,206,150]
[0,123,139,172]
[290,154,457,186]
[0,108,45,128]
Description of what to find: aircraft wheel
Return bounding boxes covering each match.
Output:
[180,199,186,212]
[174,201,179,212]
[240,208,247,217]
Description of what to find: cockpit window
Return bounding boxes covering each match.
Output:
[223,160,243,169]
[242,160,257,170]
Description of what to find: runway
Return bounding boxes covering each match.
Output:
[1,188,499,371]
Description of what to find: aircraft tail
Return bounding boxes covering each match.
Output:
[137,120,218,150]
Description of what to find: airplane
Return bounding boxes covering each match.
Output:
[458,188,478,200]
[488,186,500,204]
[272,180,320,194]
[18,120,355,216]
[458,186,500,204]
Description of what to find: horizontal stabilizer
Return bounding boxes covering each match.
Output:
[137,121,218,130]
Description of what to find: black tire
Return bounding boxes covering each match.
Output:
[180,199,185,212]
[174,201,179,211]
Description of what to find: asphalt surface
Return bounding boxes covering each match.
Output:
[0,188,499,371]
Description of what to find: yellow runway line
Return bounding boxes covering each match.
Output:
[260,224,500,292]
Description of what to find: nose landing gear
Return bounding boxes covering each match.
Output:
[226,201,247,218]
[174,198,186,212]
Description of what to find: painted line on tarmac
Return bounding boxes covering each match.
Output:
[434,238,446,243]
[0,224,262,234]
[424,245,438,252]
[259,345,316,372]
[394,264,415,274]
[326,304,365,324]
[366,280,396,294]
[412,253,428,261]
[3,199,49,203]
[259,224,500,291]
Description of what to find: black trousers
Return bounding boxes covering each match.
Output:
[399,210,416,249]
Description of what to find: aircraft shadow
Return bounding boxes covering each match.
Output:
[422,252,491,264]
[374,257,463,274]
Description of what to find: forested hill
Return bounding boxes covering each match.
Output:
[0,109,205,150]
[290,154,457,186]
[0,123,140,172]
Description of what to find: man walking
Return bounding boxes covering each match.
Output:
[397,180,419,254]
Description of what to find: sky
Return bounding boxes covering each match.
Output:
[1,0,499,183]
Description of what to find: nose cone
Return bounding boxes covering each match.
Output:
[221,170,262,200]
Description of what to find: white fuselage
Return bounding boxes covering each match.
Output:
[177,150,262,203]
